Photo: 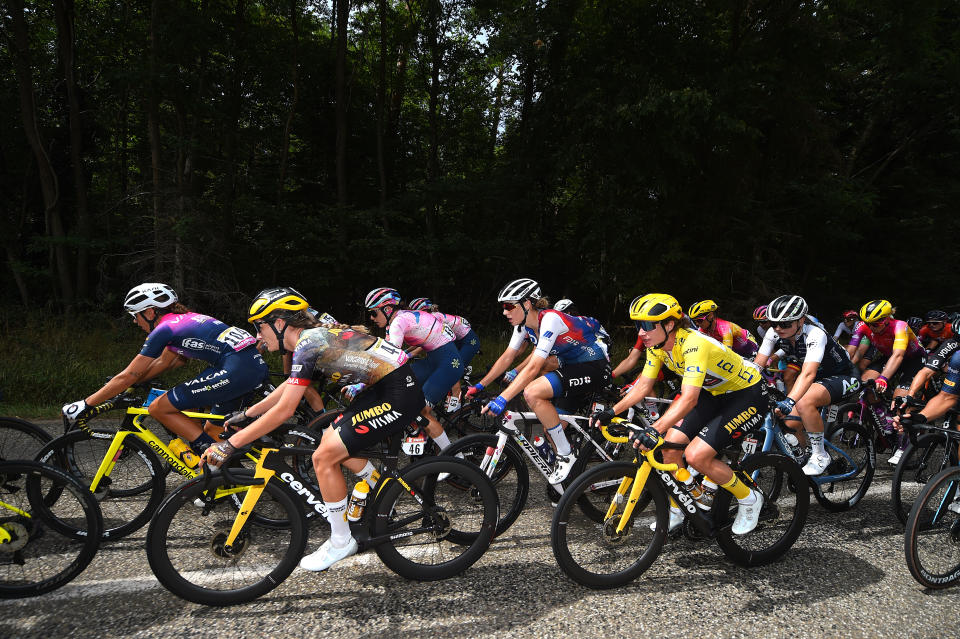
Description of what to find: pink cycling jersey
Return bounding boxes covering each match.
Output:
[432,312,473,341]
[699,318,757,354]
[387,310,455,351]
[848,319,923,358]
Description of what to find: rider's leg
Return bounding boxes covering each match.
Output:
[148,393,209,443]
[796,383,832,474]
[523,376,569,453]
[302,428,358,570]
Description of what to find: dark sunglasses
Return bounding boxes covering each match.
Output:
[693,316,710,325]
[634,319,660,332]
[772,320,795,329]
[867,319,887,329]
[368,309,380,318]
[501,302,517,311]
[253,320,270,333]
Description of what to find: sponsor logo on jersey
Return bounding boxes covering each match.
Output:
[291,364,303,372]
[568,376,591,387]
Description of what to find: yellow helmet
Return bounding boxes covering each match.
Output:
[687,299,718,319]
[629,294,684,322]
[248,286,309,323]
[859,299,893,323]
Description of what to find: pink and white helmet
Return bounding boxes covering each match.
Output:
[364,287,402,309]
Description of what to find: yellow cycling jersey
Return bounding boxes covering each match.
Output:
[641,328,761,395]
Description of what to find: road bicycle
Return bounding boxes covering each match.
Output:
[0,460,103,598]
[741,385,875,511]
[145,432,499,606]
[0,417,53,463]
[550,417,809,588]
[439,389,641,536]
[35,390,321,540]
[890,398,959,525]
[904,450,960,589]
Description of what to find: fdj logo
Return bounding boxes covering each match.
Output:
[568,376,591,387]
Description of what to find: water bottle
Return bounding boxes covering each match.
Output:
[675,466,706,507]
[533,436,556,466]
[700,478,718,510]
[783,431,805,460]
[168,438,198,468]
[347,480,370,522]
[642,399,660,421]
[445,393,461,413]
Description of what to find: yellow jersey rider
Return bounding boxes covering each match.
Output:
[595,293,766,535]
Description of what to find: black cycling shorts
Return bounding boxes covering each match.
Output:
[673,382,766,451]
[815,372,861,403]
[544,359,612,414]
[866,351,925,390]
[333,364,426,455]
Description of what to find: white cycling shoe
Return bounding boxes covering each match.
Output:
[650,506,684,533]
[948,498,960,515]
[732,490,764,535]
[299,537,358,572]
[547,454,577,485]
[802,452,831,476]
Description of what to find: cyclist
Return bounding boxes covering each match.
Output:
[553,298,580,315]
[407,296,481,411]
[365,288,459,454]
[469,278,611,484]
[918,310,954,351]
[754,295,860,475]
[753,305,771,344]
[595,293,766,534]
[201,287,425,571]
[61,283,268,457]
[904,318,960,403]
[833,310,859,345]
[501,298,578,385]
[687,299,758,359]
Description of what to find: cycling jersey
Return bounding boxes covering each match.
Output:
[758,324,854,379]
[507,309,610,365]
[431,312,473,341]
[386,310,454,351]
[942,351,960,396]
[924,338,960,372]
[698,318,758,358]
[139,312,257,364]
[919,324,955,344]
[287,327,408,387]
[641,328,760,395]
[833,322,854,341]
[848,319,924,358]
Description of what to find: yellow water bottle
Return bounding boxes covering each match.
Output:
[347,480,370,522]
[169,438,199,468]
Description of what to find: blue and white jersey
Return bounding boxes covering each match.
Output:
[508,309,609,365]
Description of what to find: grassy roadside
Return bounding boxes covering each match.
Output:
[0,312,635,420]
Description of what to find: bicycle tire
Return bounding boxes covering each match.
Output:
[551,460,668,588]
[0,417,53,463]
[567,427,631,522]
[440,433,529,537]
[34,429,166,540]
[146,470,307,605]
[372,457,497,580]
[904,466,960,589]
[891,433,958,525]
[0,460,103,598]
[714,453,809,567]
[812,421,875,512]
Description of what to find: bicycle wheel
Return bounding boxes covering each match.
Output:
[812,421,875,512]
[34,429,166,540]
[372,457,497,580]
[0,461,103,598]
[0,418,52,462]
[904,466,960,589]
[568,427,632,522]
[441,433,529,537]
[551,460,668,588]
[714,453,809,566]
[891,433,958,525]
[146,470,307,605]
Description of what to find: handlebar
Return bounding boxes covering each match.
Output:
[606,417,679,472]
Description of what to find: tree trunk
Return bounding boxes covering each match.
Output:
[335,0,350,205]
[488,64,504,162]
[147,0,163,275]
[278,0,301,205]
[10,0,74,304]
[54,0,91,300]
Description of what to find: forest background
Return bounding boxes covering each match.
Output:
[1,0,958,412]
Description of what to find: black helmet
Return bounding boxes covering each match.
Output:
[906,316,923,332]
[925,309,949,323]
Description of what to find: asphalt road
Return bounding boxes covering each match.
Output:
[2,443,959,639]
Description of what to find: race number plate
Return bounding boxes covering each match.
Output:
[741,437,759,455]
[402,434,427,456]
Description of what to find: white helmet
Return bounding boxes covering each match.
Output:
[124,283,178,316]
[554,298,574,312]
[767,295,808,322]
[498,278,541,303]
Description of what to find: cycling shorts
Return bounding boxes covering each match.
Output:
[545,358,612,414]
[815,373,862,403]
[167,349,268,413]
[334,364,426,455]
[866,351,925,389]
[409,341,463,406]
[673,382,766,451]
[454,329,481,365]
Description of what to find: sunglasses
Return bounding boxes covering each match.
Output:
[368,309,380,318]
[253,320,270,333]
[867,320,887,329]
[634,319,660,332]
[693,316,710,325]
[772,320,795,329]
[501,302,517,311]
